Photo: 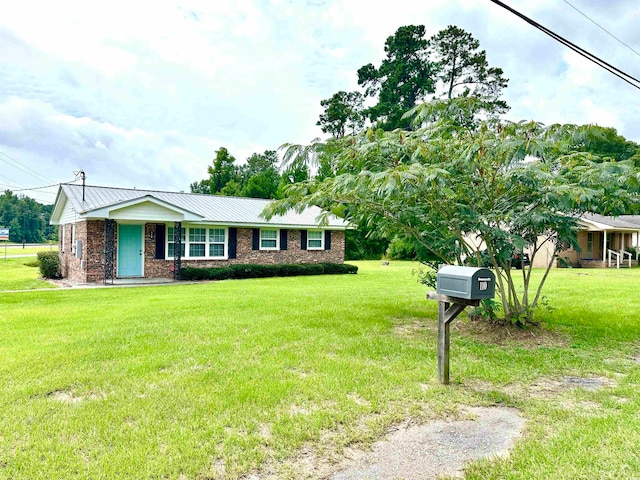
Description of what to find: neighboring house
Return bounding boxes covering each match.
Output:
[554,213,640,268]
[50,184,348,283]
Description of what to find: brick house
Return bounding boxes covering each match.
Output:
[50,184,348,283]
[553,213,640,268]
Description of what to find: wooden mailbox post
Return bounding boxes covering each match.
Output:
[427,265,495,384]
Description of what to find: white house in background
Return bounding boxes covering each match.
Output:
[554,213,640,268]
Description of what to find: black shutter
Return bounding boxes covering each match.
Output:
[252,228,260,250]
[280,229,288,250]
[155,224,166,259]
[324,230,332,250]
[301,230,307,250]
[228,227,237,259]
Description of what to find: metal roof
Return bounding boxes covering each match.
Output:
[580,213,640,230]
[54,184,348,228]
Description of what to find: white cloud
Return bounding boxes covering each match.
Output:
[1,0,639,205]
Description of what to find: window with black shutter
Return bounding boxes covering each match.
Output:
[252,228,260,250]
[324,230,332,250]
[228,227,237,258]
[300,230,307,250]
[280,229,288,250]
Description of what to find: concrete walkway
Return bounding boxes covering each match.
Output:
[48,277,180,289]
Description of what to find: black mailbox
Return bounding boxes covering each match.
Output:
[436,266,495,300]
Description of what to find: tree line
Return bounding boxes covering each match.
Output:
[190,23,640,274]
[0,190,56,243]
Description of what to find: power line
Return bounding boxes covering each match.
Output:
[9,181,74,192]
[561,0,640,60]
[0,150,55,185]
[488,0,640,91]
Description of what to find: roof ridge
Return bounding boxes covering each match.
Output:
[62,183,275,202]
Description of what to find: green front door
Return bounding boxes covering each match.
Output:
[117,224,143,277]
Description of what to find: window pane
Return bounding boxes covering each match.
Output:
[209,243,224,257]
[190,228,206,242]
[190,244,205,257]
[260,229,278,249]
[168,243,185,257]
[308,230,323,248]
[209,228,225,243]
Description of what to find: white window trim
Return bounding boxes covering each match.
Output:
[260,228,280,251]
[166,225,229,260]
[307,230,324,250]
[71,224,77,254]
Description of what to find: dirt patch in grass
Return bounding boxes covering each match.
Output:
[392,319,435,337]
[452,320,570,349]
[330,407,523,480]
[392,316,568,349]
[528,376,616,399]
[242,407,524,480]
[45,389,105,404]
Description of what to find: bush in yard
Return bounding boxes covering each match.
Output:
[180,263,357,281]
[37,251,61,279]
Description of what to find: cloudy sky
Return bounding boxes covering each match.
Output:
[1,0,639,204]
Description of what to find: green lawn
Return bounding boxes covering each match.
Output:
[0,262,639,479]
[1,245,58,257]
[0,257,55,291]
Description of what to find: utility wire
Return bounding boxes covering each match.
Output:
[9,181,74,192]
[561,0,640,60]
[0,150,55,184]
[488,0,640,91]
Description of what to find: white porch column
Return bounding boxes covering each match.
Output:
[602,230,607,263]
[637,230,640,260]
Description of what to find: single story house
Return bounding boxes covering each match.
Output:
[553,213,640,268]
[50,184,348,283]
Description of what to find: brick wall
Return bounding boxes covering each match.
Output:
[58,222,86,282]
[143,225,345,279]
[59,222,346,282]
[58,220,114,283]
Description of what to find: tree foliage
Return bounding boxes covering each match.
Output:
[266,98,640,325]
[567,125,640,164]
[317,24,508,135]
[190,148,309,201]
[430,25,509,115]
[317,91,365,138]
[0,190,55,243]
[357,25,436,130]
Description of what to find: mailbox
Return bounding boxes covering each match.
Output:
[436,265,495,300]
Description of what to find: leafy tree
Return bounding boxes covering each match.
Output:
[266,98,640,326]
[242,169,281,199]
[568,125,639,163]
[219,180,243,197]
[189,179,211,194]
[429,25,509,115]
[317,91,365,138]
[190,147,241,195]
[357,25,436,130]
[0,190,53,243]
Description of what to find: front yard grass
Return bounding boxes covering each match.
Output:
[0,262,639,479]
[0,257,55,291]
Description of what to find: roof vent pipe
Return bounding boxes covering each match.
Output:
[73,170,86,202]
